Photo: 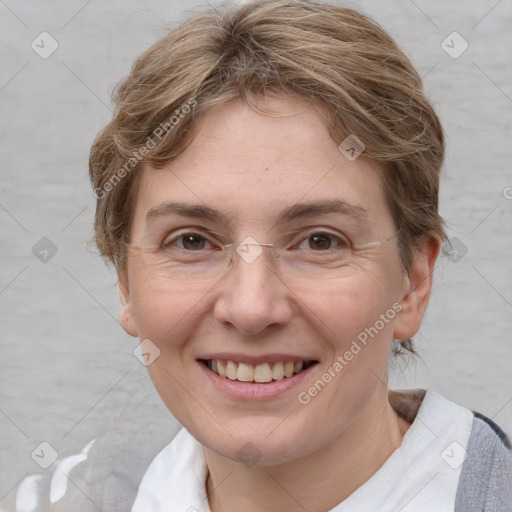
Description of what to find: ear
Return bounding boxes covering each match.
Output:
[393,235,441,340]
[118,274,139,337]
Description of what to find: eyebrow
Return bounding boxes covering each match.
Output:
[145,199,368,226]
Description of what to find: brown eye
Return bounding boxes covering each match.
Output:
[295,231,349,252]
[308,233,332,250]
[180,233,208,250]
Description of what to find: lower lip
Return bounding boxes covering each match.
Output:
[197,361,317,400]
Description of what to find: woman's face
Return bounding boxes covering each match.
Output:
[120,96,421,465]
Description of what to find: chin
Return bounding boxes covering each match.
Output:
[194,414,325,467]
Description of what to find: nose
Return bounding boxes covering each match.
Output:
[213,246,293,336]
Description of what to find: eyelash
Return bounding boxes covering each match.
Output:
[160,229,351,251]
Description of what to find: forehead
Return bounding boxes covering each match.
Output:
[131,96,392,231]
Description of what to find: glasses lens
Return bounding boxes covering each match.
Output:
[131,227,398,282]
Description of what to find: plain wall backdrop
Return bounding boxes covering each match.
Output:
[1,0,511,502]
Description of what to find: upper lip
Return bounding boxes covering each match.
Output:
[197,352,318,365]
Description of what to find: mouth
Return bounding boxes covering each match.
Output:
[198,358,318,384]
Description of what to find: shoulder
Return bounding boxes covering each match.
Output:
[12,426,178,512]
[455,412,512,511]
[390,388,512,510]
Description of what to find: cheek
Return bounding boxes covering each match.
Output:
[291,270,399,436]
[300,264,400,350]
[128,280,213,419]
[130,276,209,353]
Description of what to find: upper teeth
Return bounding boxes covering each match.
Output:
[208,360,307,383]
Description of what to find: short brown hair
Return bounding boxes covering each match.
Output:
[89,0,445,278]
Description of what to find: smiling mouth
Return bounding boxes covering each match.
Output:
[199,359,318,383]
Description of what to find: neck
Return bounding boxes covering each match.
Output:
[205,388,411,512]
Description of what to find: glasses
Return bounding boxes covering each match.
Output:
[126,227,400,283]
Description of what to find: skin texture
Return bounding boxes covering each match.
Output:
[119,95,440,511]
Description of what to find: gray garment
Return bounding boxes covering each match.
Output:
[455,413,512,511]
[10,426,176,512]
[10,391,512,511]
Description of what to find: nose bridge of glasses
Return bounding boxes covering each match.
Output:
[226,237,279,266]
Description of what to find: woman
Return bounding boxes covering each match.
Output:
[15,0,511,510]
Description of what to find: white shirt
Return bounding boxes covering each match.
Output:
[131,390,474,512]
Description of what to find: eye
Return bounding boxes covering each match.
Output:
[297,231,349,251]
[162,232,214,251]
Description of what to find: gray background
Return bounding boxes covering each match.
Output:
[1,0,511,503]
